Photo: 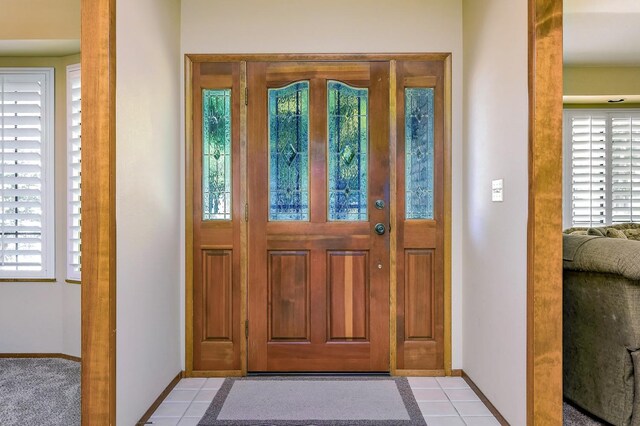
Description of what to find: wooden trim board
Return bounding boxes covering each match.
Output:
[462,371,510,426]
[0,353,81,362]
[136,371,184,426]
[184,55,195,377]
[187,53,450,63]
[81,0,117,424]
[527,0,563,424]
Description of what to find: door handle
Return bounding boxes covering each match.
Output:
[374,223,385,235]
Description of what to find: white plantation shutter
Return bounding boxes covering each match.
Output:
[67,64,81,281]
[568,115,607,226]
[611,115,640,223]
[564,109,640,228]
[0,69,54,278]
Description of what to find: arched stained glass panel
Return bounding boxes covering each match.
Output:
[327,81,368,221]
[268,81,310,221]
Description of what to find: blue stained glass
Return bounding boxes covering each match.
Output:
[268,82,310,221]
[405,88,434,220]
[202,89,231,220]
[327,81,368,221]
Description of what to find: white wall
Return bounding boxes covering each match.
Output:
[115,0,182,423]
[180,0,465,370]
[0,284,63,352]
[0,55,81,357]
[462,1,528,424]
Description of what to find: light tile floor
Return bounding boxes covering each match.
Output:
[147,376,500,426]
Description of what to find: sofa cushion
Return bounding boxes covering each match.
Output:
[606,228,628,239]
[563,234,640,281]
[623,229,640,241]
[588,227,607,237]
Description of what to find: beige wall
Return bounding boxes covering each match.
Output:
[0,0,80,40]
[116,0,182,424]
[180,0,465,370]
[0,54,81,357]
[462,0,528,424]
[564,66,640,96]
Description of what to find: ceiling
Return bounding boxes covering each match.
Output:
[564,0,640,66]
[0,0,80,56]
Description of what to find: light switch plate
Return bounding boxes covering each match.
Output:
[492,179,503,202]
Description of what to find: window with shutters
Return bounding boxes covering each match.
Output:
[0,69,55,278]
[67,64,81,281]
[563,109,640,228]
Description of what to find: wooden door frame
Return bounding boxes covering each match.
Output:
[81,0,117,423]
[527,0,563,424]
[185,53,453,377]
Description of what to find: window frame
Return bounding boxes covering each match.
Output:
[563,108,640,228]
[66,63,81,282]
[0,67,55,280]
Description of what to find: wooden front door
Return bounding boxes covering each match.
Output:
[189,55,446,375]
[247,62,390,372]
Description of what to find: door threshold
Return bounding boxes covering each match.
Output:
[247,372,391,377]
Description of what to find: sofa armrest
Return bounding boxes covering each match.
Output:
[564,234,640,281]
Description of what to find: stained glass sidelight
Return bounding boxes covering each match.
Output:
[327,81,368,221]
[405,88,434,220]
[202,89,232,220]
[268,82,310,221]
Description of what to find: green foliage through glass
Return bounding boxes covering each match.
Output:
[405,88,434,219]
[327,81,368,221]
[268,82,310,221]
[202,89,231,220]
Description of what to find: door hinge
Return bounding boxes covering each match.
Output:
[244,203,249,222]
[244,87,248,106]
[245,320,249,338]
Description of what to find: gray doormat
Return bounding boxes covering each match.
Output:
[0,358,80,426]
[198,376,426,425]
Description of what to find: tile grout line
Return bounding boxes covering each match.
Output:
[411,378,496,423]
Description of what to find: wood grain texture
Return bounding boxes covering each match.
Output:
[191,62,242,372]
[327,251,369,340]
[81,0,116,424]
[239,61,248,376]
[188,53,450,63]
[462,371,510,426]
[268,251,310,341]
[405,250,435,340]
[395,60,446,372]
[135,371,184,426]
[184,55,195,376]
[247,61,390,372]
[186,54,452,377]
[201,250,233,340]
[527,0,563,424]
[389,60,398,376]
[443,54,453,376]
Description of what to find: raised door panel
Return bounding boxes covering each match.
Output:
[268,251,310,341]
[202,250,233,341]
[405,250,434,340]
[327,251,369,341]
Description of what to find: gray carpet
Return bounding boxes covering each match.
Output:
[564,401,608,425]
[199,376,426,425]
[0,358,80,426]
